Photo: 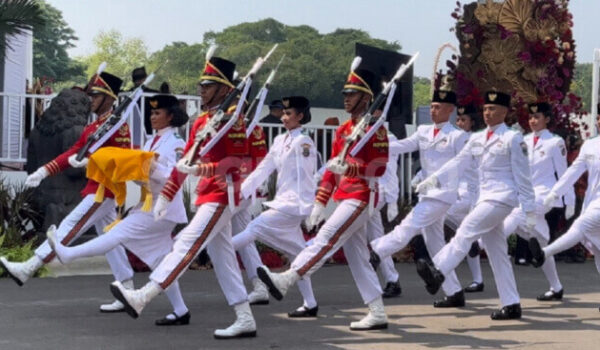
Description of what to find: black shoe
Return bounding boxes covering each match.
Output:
[155,311,191,326]
[369,251,381,271]
[415,259,445,295]
[464,281,484,293]
[528,238,545,268]
[382,280,402,298]
[468,241,480,258]
[490,303,522,320]
[288,305,318,318]
[537,289,563,301]
[434,290,465,308]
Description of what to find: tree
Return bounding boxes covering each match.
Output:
[146,42,208,94]
[147,18,401,107]
[413,77,432,108]
[32,1,83,83]
[0,0,44,59]
[79,30,149,90]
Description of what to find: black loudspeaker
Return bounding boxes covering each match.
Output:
[355,43,413,139]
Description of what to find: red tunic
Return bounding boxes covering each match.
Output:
[43,111,131,198]
[316,118,388,206]
[161,110,248,206]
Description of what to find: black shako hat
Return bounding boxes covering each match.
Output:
[199,57,236,88]
[432,90,457,104]
[148,94,189,127]
[484,91,511,107]
[282,96,311,124]
[89,72,123,99]
[342,68,380,97]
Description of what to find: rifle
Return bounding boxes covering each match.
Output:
[181,44,278,166]
[245,55,285,137]
[329,52,419,166]
[75,72,155,161]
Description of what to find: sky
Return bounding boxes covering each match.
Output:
[47,0,600,78]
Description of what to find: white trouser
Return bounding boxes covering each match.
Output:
[35,194,133,282]
[150,202,248,306]
[503,202,562,292]
[371,198,462,296]
[54,211,187,314]
[434,200,520,306]
[366,205,399,283]
[291,199,382,304]
[446,198,482,284]
[231,201,263,281]
[233,208,316,307]
[545,203,600,257]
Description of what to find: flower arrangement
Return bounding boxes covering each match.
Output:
[450,0,585,131]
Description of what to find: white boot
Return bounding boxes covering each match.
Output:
[46,225,64,263]
[256,266,300,300]
[350,296,388,331]
[248,277,269,305]
[100,279,134,313]
[110,280,161,319]
[213,301,257,339]
[0,255,43,286]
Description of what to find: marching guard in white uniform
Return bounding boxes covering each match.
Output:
[367,131,402,298]
[233,96,320,317]
[370,89,469,308]
[109,56,258,339]
[501,102,574,301]
[415,91,536,320]
[443,104,484,293]
[257,66,390,330]
[48,94,192,325]
[529,108,600,302]
[0,72,135,313]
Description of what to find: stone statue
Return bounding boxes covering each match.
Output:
[25,88,89,241]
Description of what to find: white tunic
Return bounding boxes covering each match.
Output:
[391,122,469,204]
[139,127,187,224]
[436,123,535,212]
[377,134,402,204]
[552,136,600,211]
[241,127,317,216]
[524,129,574,208]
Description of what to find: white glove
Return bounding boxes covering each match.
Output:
[326,158,348,175]
[68,154,88,168]
[305,203,326,231]
[543,191,559,209]
[248,200,264,218]
[525,211,537,230]
[153,195,170,221]
[387,202,399,221]
[565,205,575,220]
[415,176,439,194]
[175,158,200,175]
[257,181,269,197]
[24,167,49,188]
[313,171,323,184]
[410,175,421,189]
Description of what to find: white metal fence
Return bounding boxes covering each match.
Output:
[0,92,416,204]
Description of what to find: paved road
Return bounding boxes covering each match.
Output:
[1,261,599,350]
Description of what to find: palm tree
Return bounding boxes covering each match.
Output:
[0,0,44,59]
